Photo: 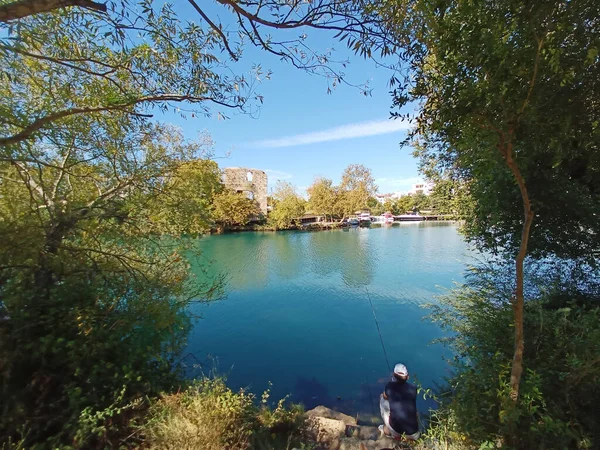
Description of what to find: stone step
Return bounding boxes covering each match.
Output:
[305,406,417,450]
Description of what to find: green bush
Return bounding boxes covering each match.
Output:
[140,378,306,450]
[0,262,195,449]
[427,264,600,450]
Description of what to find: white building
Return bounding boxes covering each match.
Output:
[410,182,433,196]
[375,182,432,203]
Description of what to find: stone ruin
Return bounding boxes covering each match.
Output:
[222,167,268,215]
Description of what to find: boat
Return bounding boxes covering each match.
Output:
[347,218,359,227]
[359,212,372,227]
[397,212,424,221]
[382,212,394,224]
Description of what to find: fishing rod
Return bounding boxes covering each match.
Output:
[365,286,392,375]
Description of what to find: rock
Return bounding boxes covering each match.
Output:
[304,406,416,450]
[306,406,357,426]
[305,416,347,450]
[355,425,380,440]
[338,438,378,450]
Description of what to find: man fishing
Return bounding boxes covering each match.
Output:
[379,363,420,441]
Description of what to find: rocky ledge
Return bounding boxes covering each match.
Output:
[301,406,424,450]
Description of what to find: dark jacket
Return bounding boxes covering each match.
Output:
[384,380,419,435]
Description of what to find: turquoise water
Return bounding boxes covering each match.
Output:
[185,222,473,416]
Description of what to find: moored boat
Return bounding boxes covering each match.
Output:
[397,213,424,221]
[359,212,372,227]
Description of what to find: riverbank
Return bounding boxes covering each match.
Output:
[213,219,460,234]
[212,221,345,233]
[139,380,439,450]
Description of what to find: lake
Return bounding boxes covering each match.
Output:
[185,222,474,418]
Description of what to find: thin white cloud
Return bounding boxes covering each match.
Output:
[252,118,413,148]
[264,169,293,180]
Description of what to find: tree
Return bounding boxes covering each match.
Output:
[367,196,384,215]
[427,178,471,218]
[268,181,306,230]
[212,190,260,229]
[382,199,395,214]
[383,0,600,413]
[307,177,338,221]
[0,0,394,141]
[0,116,222,446]
[338,164,377,216]
[148,154,223,235]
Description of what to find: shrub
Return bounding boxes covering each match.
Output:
[427,264,600,449]
[0,258,200,449]
[141,378,306,450]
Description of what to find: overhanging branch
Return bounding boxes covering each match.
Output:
[0,94,240,147]
[0,0,107,22]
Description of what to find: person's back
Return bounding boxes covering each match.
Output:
[379,363,420,440]
[385,378,418,435]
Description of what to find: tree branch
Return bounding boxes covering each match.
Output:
[187,0,238,61]
[0,94,239,147]
[519,37,544,116]
[0,0,107,22]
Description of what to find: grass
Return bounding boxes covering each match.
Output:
[139,378,308,450]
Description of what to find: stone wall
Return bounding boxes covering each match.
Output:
[223,167,268,215]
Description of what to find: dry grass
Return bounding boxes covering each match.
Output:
[140,378,308,450]
[141,379,256,450]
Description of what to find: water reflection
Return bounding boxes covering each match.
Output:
[342,229,375,288]
[197,227,383,291]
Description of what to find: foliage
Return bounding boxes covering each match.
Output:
[0,120,221,447]
[427,264,600,449]
[0,1,263,152]
[0,5,229,447]
[427,178,471,218]
[148,154,223,235]
[305,165,379,220]
[141,378,307,450]
[382,0,600,410]
[366,197,384,216]
[386,0,600,262]
[306,177,338,221]
[338,164,377,216]
[268,181,306,230]
[141,378,256,450]
[393,192,431,214]
[212,189,260,229]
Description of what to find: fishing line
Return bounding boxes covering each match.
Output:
[365,286,392,374]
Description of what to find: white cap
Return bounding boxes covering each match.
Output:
[393,363,408,377]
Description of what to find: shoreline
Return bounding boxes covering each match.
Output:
[211,219,461,234]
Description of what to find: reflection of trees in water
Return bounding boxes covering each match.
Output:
[307,231,345,277]
[194,224,458,292]
[305,229,376,288]
[342,229,376,288]
[195,235,269,291]
[268,232,306,280]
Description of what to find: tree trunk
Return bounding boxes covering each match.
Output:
[501,137,534,402]
[0,0,106,22]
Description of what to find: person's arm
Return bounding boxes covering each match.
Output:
[379,390,390,416]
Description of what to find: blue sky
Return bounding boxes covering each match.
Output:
[159,2,422,195]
